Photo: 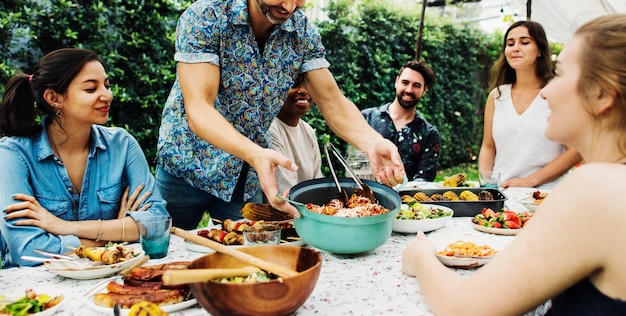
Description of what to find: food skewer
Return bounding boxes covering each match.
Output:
[170,227,298,278]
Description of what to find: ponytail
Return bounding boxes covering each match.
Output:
[0,74,41,136]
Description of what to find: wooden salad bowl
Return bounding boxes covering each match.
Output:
[188,245,322,316]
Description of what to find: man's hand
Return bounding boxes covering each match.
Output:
[249,148,301,218]
[366,139,406,187]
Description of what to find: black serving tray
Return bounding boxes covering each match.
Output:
[398,188,507,217]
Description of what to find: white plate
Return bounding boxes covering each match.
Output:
[436,254,494,269]
[434,180,479,188]
[1,293,64,316]
[433,236,505,269]
[43,250,145,280]
[472,223,520,236]
[392,205,454,233]
[86,295,197,315]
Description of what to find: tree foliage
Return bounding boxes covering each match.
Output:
[309,0,501,169]
[1,0,501,174]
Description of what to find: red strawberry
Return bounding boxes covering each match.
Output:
[522,217,531,227]
[505,220,521,229]
[492,222,503,228]
[481,208,496,219]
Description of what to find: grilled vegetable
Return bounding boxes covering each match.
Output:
[128,302,168,316]
[241,203,293,221]
[459,190,479,201]
[442,173,467,187]
[74,245,121,264]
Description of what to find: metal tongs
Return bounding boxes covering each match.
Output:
[323,142,376,203]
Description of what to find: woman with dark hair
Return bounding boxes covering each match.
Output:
[0,48,168,268]
[403,14,626,315]
[478,21,581,189]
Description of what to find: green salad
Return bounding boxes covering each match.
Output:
[396,201,453,220]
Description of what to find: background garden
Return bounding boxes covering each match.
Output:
[0,0,555,181]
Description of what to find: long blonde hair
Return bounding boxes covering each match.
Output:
[574,14,626,155]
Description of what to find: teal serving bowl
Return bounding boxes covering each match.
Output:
[290,178,401,254]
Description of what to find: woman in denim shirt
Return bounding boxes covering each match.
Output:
[0,48,168,268]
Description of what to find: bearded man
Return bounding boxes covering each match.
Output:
[362,60,441,182]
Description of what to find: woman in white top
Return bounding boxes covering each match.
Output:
[478,21,581,189]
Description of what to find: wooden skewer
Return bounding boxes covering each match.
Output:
[161,266,261,285]
[170,227,298,278]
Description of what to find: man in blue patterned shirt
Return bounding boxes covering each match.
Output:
[362,60,441,182]
[155,0,406,229]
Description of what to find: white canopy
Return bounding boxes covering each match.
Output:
[481,0,626,43]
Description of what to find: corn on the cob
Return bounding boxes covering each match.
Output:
[127,301,168,316]
[412,192,432,201]
[459,190,479,201]
[442,173,467,187]
[442,191,460,201]
[241,203,293,221]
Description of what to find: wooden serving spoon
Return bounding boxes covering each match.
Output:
[170,227,298,278]
[161,266,261,285]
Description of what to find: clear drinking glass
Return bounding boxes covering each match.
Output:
[137,215,172,259]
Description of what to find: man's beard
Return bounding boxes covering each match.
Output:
[397,92,420,109]
[256,0,297,24]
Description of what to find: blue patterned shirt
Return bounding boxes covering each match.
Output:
[156,0,329,201]
[362,104,441,181]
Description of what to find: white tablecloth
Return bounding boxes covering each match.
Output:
[0,187,548,315]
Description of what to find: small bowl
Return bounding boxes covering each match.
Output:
[518,197,541,211]
[392,204,454,234]
[188,245,322,316]
[243,224,281,246]
[289,178,401,254]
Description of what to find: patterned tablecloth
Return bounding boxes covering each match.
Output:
[0,187,548,316]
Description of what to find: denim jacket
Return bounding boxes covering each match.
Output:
[0,122,168,268]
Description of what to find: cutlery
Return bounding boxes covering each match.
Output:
[161,266,261,285]
[20,255,82,267]
[113,304,121,316]
[170,227,298,278]
[33,249,76,261]
[276,193,306,208]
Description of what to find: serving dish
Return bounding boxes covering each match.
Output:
[289,177,401,254]
[398,188,507,217]
[86,293,197,315]
[43,249,144,280]
[188,245,322,316]
[518,196,541,211]
[472,223,520,236]
[434,180,479,188]
[392,204,454,233]
[1,293,64,316]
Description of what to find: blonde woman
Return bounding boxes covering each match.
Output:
[403,14,626,315]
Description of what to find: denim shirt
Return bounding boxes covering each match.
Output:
[0,122,169,268]
[362,104,441,181]
[156,0,330,202]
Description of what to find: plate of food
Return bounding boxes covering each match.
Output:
[435,173,479,188]
[471,208,534,235]
[518,190,548,211]
[0,289,64,316]
[43,243,144,280]
[86,261,197,315]
[185,219,304,253]
[435,239,500,269]
[393,201,454,233]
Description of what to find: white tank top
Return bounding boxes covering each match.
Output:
[492,84,566,189]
